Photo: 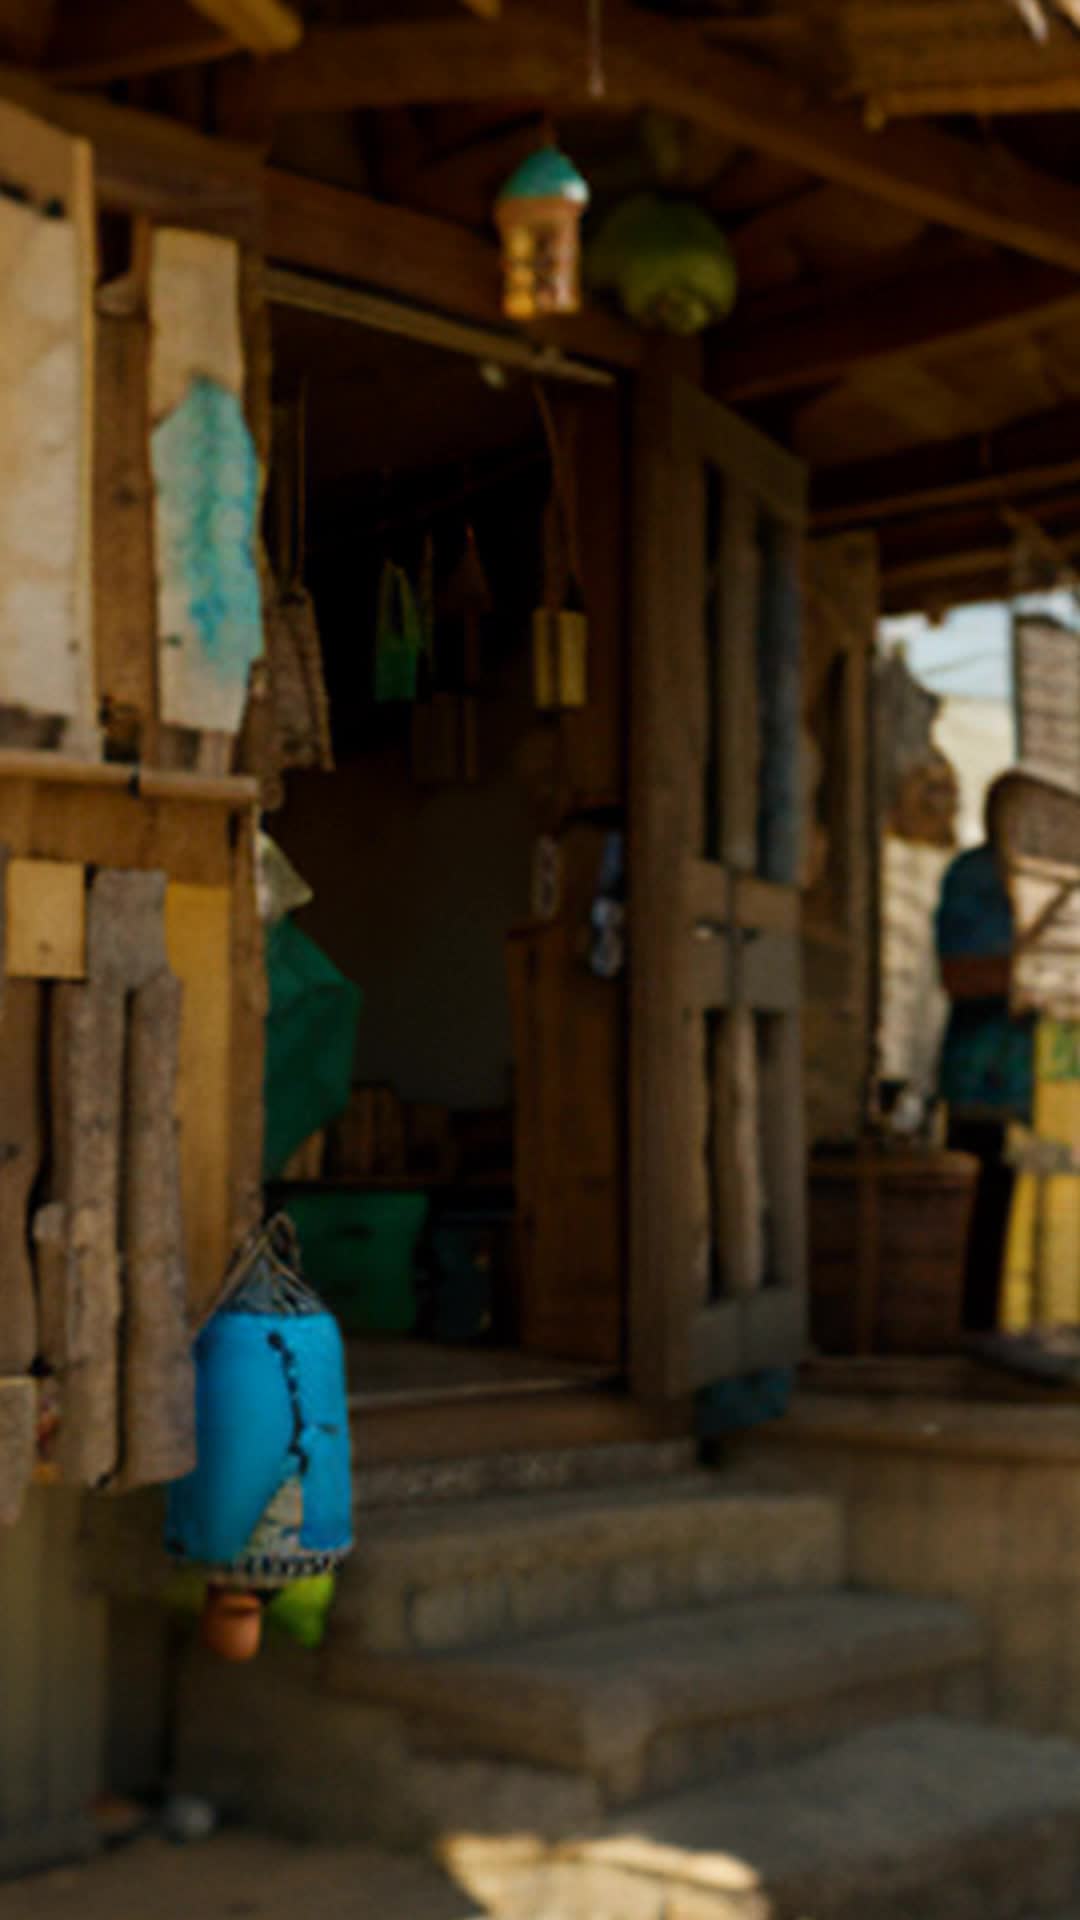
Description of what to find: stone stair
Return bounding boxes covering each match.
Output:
[172,1450,1080,1919]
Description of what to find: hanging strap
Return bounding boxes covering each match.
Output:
[533,380,584,610]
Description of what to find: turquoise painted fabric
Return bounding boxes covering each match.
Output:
[935,843,1034,1122]
[152,374,262,711]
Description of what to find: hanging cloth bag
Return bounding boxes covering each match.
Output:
[375,560,424,703]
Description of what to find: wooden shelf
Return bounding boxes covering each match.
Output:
[273,1174,514,1195]
[0,748,258,807]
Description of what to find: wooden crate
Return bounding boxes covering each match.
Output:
[810,1149,979,1356]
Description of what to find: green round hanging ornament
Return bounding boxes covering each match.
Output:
[586,193,738,336]
[495,146,591,321]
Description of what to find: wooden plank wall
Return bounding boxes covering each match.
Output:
[0,1490,106,1876]
[0,768,261,1325]
[508,388,627,1368]
[802,534,878,1147]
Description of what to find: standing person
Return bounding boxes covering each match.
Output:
[935,777,1035,1331]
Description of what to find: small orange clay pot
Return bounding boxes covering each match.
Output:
[201,1586,263,1663]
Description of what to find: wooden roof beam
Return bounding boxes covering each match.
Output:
[217,19,574,121]
[265,167,641,369]
[710,253,1080,404]
[814,400,1080,530]
[576,0,1080,275]
[188,0,300,55]
[231,3,1080,273]
[46,0,234,87]
[0,60,261,231]
[879,494,1080,577]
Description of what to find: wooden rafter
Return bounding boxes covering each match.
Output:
[47,0,233,87]
[266,167,640,368]
[229,5,1080,275]
[814,399,1080,530]
[710,253,1080,403]
[187,0,300,54]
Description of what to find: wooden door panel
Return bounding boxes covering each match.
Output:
[631,349,808,1400]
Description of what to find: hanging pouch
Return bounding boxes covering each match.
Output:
[375,561,424,703]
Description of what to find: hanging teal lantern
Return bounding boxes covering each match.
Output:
[495,146,591,321]
[165,1218,353,1662]
[587,193,738,335]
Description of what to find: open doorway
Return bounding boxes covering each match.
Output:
[258,287,627,1410]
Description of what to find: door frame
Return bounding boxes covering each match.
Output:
[628,343,809,1403]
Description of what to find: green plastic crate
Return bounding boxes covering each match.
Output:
[287,1191,428,1335]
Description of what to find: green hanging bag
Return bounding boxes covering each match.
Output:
[375,560,424,703]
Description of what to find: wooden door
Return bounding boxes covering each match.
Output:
[630,351,808,1400]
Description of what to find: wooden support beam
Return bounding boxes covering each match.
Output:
[869,78,1080,118]
[219,19,574,121]
[0,62,261,234]
[47,0,233,86]
[459,0,501,14]
[188,0,300,54]
[858,11,1080,120]
[711,253,1080,403]
[814,400,1080,531]
[265,167,641,369]
[880,499,1080,608]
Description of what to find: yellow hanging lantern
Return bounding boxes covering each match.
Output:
[495,146,591,322]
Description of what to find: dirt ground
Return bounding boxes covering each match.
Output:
[0,1834,483,1920]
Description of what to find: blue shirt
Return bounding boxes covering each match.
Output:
[935,843,1034,1122]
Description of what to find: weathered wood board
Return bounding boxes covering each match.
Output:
[1014,614,1080,792]
[150,227,244,416]
[0,100,95,749]
[118,969,194,1490]
[150,228,263,737]
[0,980,43,1378]
[93,297,158,758]
[0,1378,36,1529]
[47,978,125,1487]
[5,858,85,980]
[228,810,266,1265]
[166,881,233,1317]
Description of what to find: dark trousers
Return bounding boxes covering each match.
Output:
[946,1118,1015,1333]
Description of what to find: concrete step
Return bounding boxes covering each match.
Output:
[328,1590,987,1807]
[448,1717,1080,1920]
[338,1479,843,1654]
[355,1438,698,1513]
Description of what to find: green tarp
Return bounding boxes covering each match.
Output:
[263,917,362,1180]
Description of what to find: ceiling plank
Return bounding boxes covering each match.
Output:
[710,254,1080,403]
[459,0,501,14]
[47,0,233,87]
[187,0,300,55]
[236,4,1080,274]
[814,399,1080,529]
[266,167,641,369]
